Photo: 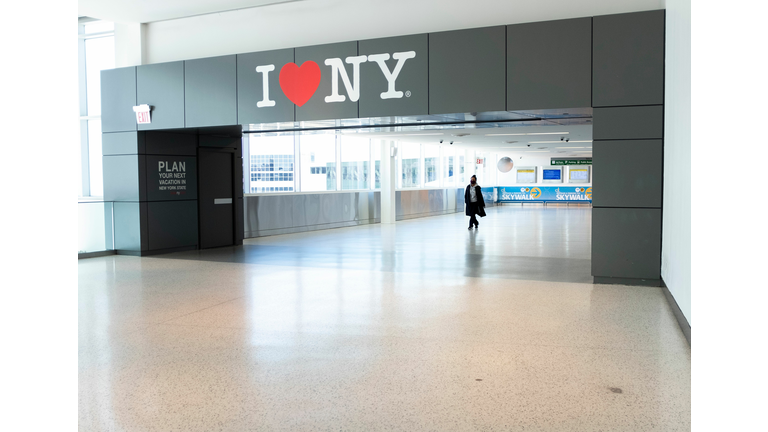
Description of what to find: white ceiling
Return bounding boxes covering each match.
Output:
[358,124,593,158]
[78,0,305,23]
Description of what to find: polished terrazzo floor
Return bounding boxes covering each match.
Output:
[79,206,690,431]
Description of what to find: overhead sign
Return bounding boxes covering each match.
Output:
[255,51,417,107]
[133,104,151,124]
[497,186,592,202]
[551,158,592,165]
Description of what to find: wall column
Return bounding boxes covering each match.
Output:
[380,140,397,224]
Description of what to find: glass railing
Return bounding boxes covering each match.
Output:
[78,199,114,255]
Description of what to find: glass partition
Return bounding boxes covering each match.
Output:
[300,134,337,192]
[78,201,113,254]
[340,136,370,190]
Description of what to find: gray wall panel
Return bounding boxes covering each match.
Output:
[144,131,197,155]
[359,34,428,117]
[136,61,185,130]
[103,132,141,155]
[507,18,592,110]
[185,55,237,127]
[593,106,664,140]
[101,67,137,133]
[238,49,296,124]
[593,10,665,107]
[103,155,143,201]
[296,42,359,121]
[146,200,199,250]
[429,26,506,114]
[113,202,142,251]
[592,208,661,279]
[592,140,663,208]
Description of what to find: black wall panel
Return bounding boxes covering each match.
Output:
[359,34,428,118]
[185,55,238,127]
[103,132,143,155]
[295,42,359,121]
[429,26,506,114]
[507,18,592,110]
[146,201,199,250]
[593,10,665,107]
[145,155,198,201]
[592,208,662,279]
[593,106,664,140]
[100,67,136,133]
[238,49,296,124]
[144,131,197,155]
[592,140,663,208]
[136,61,185,130]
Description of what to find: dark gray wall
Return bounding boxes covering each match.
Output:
[100,67,136,133]
[507,18,592,110]
[185,55,237,128]
[591,10,665,284]
[237,49,296,124]
[359,34,428,118]
[592,10,665,107]
[136,61,185,130]
[295,42,359,121]
[429,26,506,114]
[100,10,666,278]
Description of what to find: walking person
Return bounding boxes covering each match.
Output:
[465,175,486,229]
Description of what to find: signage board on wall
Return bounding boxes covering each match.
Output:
[551,158,592,165]
[254,51,417,108]
[145,156,197,201]
[497,186,592,202]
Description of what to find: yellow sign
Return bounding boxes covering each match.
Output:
[530,187,541,198]
[586,187,592,199]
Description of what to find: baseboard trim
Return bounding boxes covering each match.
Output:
[593,276,661,287]
[78,250,117,259]
[661,277,691,346]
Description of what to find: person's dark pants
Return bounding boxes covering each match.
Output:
[468,202,479,227]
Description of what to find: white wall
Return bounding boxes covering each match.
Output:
[140,0,663,64]
[661,0,691,325]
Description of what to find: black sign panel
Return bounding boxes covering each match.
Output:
[146,155,197,201]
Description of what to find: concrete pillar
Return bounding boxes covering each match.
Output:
[115,23,146,68]
[380,140,397,224]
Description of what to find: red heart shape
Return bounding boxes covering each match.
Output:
[279,61,321,107]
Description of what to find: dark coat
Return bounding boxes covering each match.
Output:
[465,184,486,217]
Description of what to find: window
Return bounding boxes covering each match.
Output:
[372,140,382,189]
[442,146,456,186]
[340,136,370,190]
[398,143,420,188]
[247,135,295,193]
[424,144,439,187]
[300,135,337,191]
[78,19,114,198]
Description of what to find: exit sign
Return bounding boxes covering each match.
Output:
[133,104,151,124]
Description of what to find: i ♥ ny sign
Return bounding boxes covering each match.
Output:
[255,51,416,107]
